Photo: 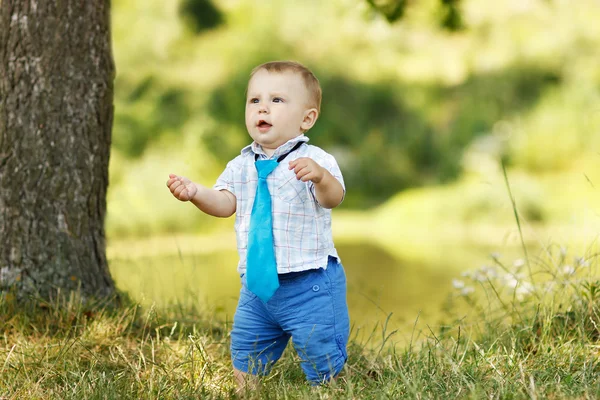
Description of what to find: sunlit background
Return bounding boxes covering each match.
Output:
[106,0,600,344]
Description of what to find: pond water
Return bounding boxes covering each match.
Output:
[109,238,518,344]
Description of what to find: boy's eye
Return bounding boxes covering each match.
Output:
[272,97,283,103]
[249,98,259,104]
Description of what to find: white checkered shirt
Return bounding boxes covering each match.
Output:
[213,135,345,274]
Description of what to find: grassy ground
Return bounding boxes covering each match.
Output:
[3,168,600,398]
[2,246,600,400]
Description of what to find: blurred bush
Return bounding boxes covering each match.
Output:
[108,0,600,236]
[114,76,191,158]
[203,63,561,207]
[179,0,223,34]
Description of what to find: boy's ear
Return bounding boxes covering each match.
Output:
[301,108,319,131]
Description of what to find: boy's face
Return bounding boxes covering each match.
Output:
[245,69,317,154]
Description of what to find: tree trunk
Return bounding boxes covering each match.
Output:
[0,1,115,300]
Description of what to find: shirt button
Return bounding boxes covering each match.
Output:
[312,285,320,292]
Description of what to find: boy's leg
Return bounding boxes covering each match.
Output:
[231,275,289,381]
[283,257,350,384]
[233,368,259,395]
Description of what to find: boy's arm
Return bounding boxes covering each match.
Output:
[167,174,236,217]
[190,185,236,217]
[312,169,344,209]
[288,158,344,209]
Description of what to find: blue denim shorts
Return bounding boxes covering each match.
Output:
[230,256,350,384]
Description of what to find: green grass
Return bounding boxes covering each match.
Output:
[3,163,600,398]
[2,245,600,400]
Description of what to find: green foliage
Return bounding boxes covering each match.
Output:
[205,71,436,207]
[113,76,191,158]
[368,0,465,31]
[179,0,224,34]
[440,0,464,31]
[203,63,561,208]
[366,0,407,23]
[109,0,600,234]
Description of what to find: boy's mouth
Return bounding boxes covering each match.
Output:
[257,120,272,128]
[257,120,272,132]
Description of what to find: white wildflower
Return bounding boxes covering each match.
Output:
[461,286,475,296]
[452,279,465,289]
[575,257,589,267]
[490,252,501,261]
[562,265,575,275]
[478,265,498,280]
[502,272,524,288]
[516,281,534,296]
[506,277,519,288]
[513,258,525,269]
[515,281,535,300]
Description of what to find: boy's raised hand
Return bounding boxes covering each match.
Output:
[167,174,198,202]
[288,157,325,183]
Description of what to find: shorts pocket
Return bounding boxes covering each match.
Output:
[237,282,258,308]
[335,334,348,363]
[287,269,333,323]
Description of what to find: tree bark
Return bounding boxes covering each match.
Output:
[0,0,115,300]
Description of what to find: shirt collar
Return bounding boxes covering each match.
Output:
[241,135,310,159]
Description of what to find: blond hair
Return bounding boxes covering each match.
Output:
[250,61,322,113]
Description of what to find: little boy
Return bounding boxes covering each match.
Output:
[166,61,349,387]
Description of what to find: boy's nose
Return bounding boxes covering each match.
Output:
[258,104,269,113]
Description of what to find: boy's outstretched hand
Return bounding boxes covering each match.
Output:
[167,174,197,202]
[288,157,325,183]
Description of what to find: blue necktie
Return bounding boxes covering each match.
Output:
[246,141,305,302]
[246,159,280,302]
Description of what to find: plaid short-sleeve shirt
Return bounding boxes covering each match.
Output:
[213,135,345,274]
